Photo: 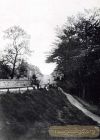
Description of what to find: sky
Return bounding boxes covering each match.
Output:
[0,0,100,75]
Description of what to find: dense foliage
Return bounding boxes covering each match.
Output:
[46,9,100,104]
[16,59,28,78]
[0,60,12,79]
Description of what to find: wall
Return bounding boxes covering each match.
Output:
[0,79,31,88]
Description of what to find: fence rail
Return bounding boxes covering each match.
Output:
[0,86,35,90]
[0,79,30,81]
[0,85,37,94]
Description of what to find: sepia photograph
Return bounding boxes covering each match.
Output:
[0,0,100,139]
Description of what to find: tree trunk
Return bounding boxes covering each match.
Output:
[11,65,15,79]
[11,54,17,79]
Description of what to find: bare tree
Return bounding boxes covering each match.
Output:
[3,26,30,79]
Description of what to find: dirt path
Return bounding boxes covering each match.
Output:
[59,87,100,125]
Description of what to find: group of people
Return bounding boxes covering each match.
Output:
[32,83,57,90]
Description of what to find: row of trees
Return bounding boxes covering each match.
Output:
[46,9,100,104]
[0,57,29,79]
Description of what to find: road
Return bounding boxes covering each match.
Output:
[59,87,100,124]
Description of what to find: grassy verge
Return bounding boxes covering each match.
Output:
[0,88,98,140]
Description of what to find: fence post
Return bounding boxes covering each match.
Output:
[33,86,35,90]
[7,88,10,94]
[19,88,21,93]
[27,87,29,91]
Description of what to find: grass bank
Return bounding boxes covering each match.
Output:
[0,88,98,140]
